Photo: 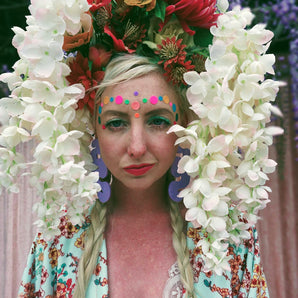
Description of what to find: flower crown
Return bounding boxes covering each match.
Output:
[64,0,220,113]
[0,0,284,274]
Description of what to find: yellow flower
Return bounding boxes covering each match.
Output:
[124,0,156,11]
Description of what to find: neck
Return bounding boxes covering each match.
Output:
[110,176,169,217]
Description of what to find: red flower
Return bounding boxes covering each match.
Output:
[155,36,187,68]
[89,46,112,69]
[66,51,107,113]
[87,0,112,12]
[104,21,146,53]
[161,0,220,35]
[163,58,194,85]
[56,283,67,298]
[94,263,102,276]
[104,26,135,53]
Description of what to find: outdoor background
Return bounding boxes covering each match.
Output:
[0,1,297,297]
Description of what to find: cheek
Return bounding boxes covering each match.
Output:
[152,133,177,163]
[96,133,118,164]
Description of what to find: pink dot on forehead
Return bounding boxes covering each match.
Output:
[150,96,158,105]
[115,95,123,104]
[131,101,140,111]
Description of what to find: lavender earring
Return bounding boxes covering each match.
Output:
[168,147,190,202]
[90,138,111,203]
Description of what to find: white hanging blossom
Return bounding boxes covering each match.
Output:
[0,0,100,240]
[0,0,283,267]
[168,4,284,274]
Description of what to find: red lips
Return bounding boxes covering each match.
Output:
[123,164,154,176]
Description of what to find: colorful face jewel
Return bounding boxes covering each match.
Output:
[150,95,158,105]
[98,93,178,123]
[131,101,140,110]
[115,95,123,104]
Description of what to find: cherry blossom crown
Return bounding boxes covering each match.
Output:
[0,0,284,274]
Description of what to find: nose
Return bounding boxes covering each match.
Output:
[127,124,147,159]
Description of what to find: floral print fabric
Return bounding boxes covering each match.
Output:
[18,216,269,298]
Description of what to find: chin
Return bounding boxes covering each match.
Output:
[114,174,167,192]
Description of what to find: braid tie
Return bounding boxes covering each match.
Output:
[74,201,107,298]
[169,200,194,297]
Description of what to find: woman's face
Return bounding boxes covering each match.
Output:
[96,72,182,191]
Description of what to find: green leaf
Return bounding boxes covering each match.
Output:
[154,0,167,22]
[194,28,213,48]
[88,60,93,72]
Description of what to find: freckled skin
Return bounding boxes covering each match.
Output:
[96,72,182,191]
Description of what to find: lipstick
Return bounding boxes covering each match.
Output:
[123,164,154,176]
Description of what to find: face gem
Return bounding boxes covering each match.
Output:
[131,101,140,111]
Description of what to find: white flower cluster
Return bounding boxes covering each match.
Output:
[169,5,284,274]
[0,0,100,240]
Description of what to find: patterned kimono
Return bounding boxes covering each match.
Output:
[18,216,269,298]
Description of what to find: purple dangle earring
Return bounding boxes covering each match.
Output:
[90,138,111,203]
[168,147,190,202]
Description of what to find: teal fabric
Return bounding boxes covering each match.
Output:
[18,217,269,297]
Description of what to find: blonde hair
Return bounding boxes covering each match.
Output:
[74,54,194,297]
[95,54,191,115]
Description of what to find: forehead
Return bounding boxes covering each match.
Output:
[100,73,180,108]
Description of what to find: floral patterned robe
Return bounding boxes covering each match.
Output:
[18,216,269,298]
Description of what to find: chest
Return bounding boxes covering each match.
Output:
[106,222,177,297]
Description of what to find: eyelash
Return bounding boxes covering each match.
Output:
[105,119,127,131]
[104,116,171,131]
[147,116,171,129]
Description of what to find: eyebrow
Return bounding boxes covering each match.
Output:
[101,108,175,117]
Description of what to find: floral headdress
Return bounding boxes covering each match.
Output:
[0,0,283,274]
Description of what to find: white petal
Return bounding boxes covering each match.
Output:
[247,170,259,181]
[202,194,219,211]
[217,0,229,12]
[265,126,284,136]
[242,103,254,116]
[183,71,201,85]
[210,217,226,231]
[236,185,250,199]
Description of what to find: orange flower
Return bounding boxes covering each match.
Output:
[251,264,267,293]
[94,263,102,276]
[75,231,86,249]
[48,247,61,268]
[56,283,67,298]
[63,13,93,51]
[124,0,156,11]
[38,252,44,262]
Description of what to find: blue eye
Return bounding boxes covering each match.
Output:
[105,119,127,131]
[148,116,171,128]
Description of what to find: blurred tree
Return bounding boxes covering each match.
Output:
[0,0,30,69]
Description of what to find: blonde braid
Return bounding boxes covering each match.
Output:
[74,200,107,298]
[169,200,194,297]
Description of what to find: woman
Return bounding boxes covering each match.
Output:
[18,55,269,298]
